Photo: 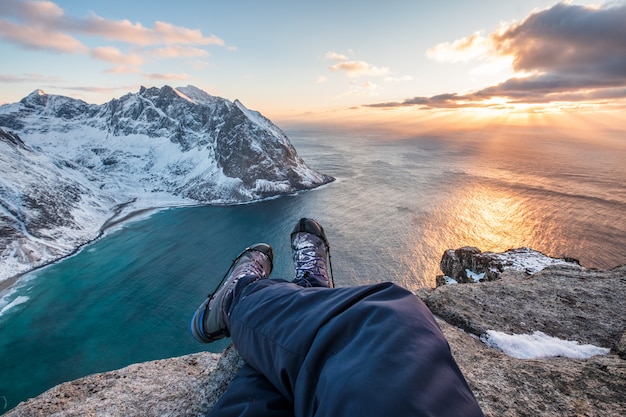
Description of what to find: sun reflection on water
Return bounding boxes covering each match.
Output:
[459,186,534,249]
[405,182,548,288]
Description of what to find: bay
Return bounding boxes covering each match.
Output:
[1,126,625,412]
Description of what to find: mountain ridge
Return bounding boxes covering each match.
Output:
[0,86,333,282]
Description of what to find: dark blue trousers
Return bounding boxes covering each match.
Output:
[209,280,483,417]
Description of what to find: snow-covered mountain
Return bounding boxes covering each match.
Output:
[0,86,333,282]
[0,127,117,281]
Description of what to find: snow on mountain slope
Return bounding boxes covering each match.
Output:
[0,128,117,280]
[0,86,334,283]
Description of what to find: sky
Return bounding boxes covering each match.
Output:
[1,0,625,131]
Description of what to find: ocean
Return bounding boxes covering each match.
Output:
[1,126,625,412]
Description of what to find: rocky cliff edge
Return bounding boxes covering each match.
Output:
[5,248,626,417]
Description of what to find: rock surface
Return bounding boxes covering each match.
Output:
[439,318,626,417]
[4,348,243,417]
[5,248,626,416]
[438,246,580,284]
[429,268,625,351]
[422,248,626,416]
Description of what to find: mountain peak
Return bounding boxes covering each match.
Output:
[20,89,50,107]
[175,85,219,104]
[138,85,177,99]
[131,85,223,109]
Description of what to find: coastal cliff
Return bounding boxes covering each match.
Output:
[0,87,333,282]
[5,248,625,416]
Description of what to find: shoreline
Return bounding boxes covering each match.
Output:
[0,202,161,295]
[0,275,20,293]
[0,181,336,295]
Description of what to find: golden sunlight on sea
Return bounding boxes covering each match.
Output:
[403,182,559,288]
[442,185,537,250]
[279,101,626,289]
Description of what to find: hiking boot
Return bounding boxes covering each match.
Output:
[191,243,273,343]
[291,218,333,288]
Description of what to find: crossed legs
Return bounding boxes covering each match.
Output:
[194,219,483,417]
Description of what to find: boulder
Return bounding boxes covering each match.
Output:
[438,246,580,283]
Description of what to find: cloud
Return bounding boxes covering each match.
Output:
[492,3,626,81]
[150,46,210,59]
[79,18,224,47]
[369,3,626,109]
[0,17,87,53]
[426,31,491,63]
[0,0,224,71]
[329,60,389,77]
[326,52,349,62]
[333,81,380,100]
[144,72,190,81]
[0,73,61,83]
[367,93,473,109]
[426,29,513,77]
[326,51,390,78]
[325,51,412,101]
[92,46,143,66]
[0,0,64,19]
[105,66,141,75]
[54,85,137,94]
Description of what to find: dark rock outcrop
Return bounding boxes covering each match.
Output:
[429,247,625,352]
[438,246,580,284]
[0,128,26,148]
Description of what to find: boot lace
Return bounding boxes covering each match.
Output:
[292,234,334,287]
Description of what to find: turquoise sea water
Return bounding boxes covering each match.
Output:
[1,127,625,412]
